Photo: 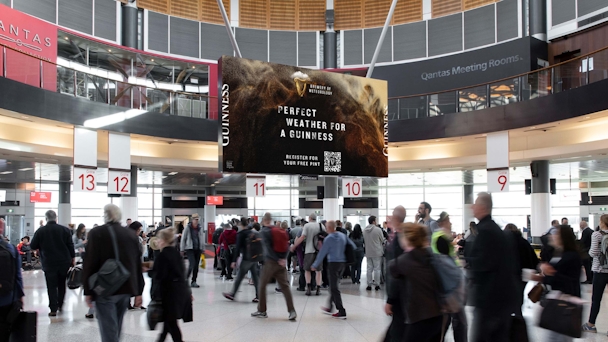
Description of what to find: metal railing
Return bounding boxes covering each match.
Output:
[387,47,608,120]
[0,44,217,120]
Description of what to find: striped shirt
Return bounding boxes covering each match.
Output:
[589,230,608,273]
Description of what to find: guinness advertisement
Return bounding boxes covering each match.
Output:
[218,56,388,177]
[374,37,548,97]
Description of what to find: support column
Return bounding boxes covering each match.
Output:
[531,160,551,239]
[204,187,217,240]
[462,170,474,235]
[324,1,337,69]
[323,176,339,221]
[119,166,138,223]
[58,180,71,227]
[121,2,138,49]
[529,0,547,41]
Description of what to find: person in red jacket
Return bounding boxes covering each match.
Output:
[17,236,32,266]
[219,225,238,280]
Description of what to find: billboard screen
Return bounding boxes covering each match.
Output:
[218,56,388,177]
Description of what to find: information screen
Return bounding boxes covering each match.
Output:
[218,56,388,177]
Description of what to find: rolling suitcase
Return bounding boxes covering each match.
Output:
[9,311,37,342]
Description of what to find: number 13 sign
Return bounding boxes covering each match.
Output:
[343,178,362,198]
[487,169,509,193]
[246,176,266,197]
[74,167,97,192]
[108,171,131,195]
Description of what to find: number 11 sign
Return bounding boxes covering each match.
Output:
[246,176,266,197]
[488,169,509,193]
[108,171,131,195]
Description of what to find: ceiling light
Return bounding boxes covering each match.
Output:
[0,171,12,175]
[168,172,178,176]
[151,59,154,62]
[21,116,28,119]
[18,168,33,171]
[161,176,168,179]
[108,49,112,52]
[211,184,215,186]
[173,139,178,142]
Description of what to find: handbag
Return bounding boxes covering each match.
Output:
[88,224,131,298]
[147,300,164,330]
[9,311,37,342]
[538,293,583,338]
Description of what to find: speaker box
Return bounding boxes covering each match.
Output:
[550,178,556,195]
[317,186,325,200]
[525,179,531,195]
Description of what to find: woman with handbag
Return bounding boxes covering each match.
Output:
[219,225,237,281]
[531,225,581,342]
[583,214,608,334]
[150,228,193,342]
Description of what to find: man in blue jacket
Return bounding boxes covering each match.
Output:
[0,220,25,341]
[312,220,356,319]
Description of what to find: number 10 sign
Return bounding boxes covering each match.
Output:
[108,171,131,195]
[487,169,509,193]
[343,178,362,198]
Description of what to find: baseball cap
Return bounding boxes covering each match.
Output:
[192,213,200,220]
[438,212,450,222]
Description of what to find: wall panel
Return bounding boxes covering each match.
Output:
[393,0,423,25]
[432,0,462,18]
[464,4,495,49]
[170,0,199,20]
[364,28,392,63]
[201,23,234,60]
[95,0,117,41]
[298,32,317,66]
[463,0,496,11]
[148,11,169,52]
[364,0,391,28]
[14,0,56,24]
[297,0,325,31]
[496,0,518,42]
[552,0,576,26]
[58,0,93,34]
[270,0,297,30]
[393,21,426,61]
[235,27,268,61]
[269,31,297,65]
[200,0,231,24]
[428,13,463,56]
[138,0,169,13]
[169,17,200,58]
[578,0,607,17]
[343,30,363,65]
[335,0,362,30]
[240,0,269,28]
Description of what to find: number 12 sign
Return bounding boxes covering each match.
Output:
[487,169,509,193]
[108,171,131,195]
[246,176,266,197]
[343,178,363,198]
[74,167,97,192]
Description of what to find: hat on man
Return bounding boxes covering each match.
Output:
[438,211,450,223]
[192,213,200,220]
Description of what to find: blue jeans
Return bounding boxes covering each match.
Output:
[95,294,130,342]
[230,260,260,298]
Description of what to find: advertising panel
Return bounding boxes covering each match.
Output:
[206,196,224,205]
[30,191,52,203]
[219,56,388,177]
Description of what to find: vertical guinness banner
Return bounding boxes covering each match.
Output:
[218,56,388,177]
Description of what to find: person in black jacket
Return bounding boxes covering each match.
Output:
[504,223,539,315]
[469,193,519,342]
[150,228,193,342]
[580,221,594,284]
[82,204,145,342]
[223,217,260,302]
[384,206,407,342]
[30,210,75,316]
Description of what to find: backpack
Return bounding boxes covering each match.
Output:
[0,240,16,295]
[271,227,289,253]
[599,231,608,269]
[212,228,224,245]
[246,229,264,262]
[312,224,328,252]
[428,249,465,314]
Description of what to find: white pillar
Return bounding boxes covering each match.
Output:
[58,203,72,227]
[118,197,138,225]
[531,193,551,237]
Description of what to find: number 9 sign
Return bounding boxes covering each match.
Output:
[343,178,362,198]
[487,169,509,193]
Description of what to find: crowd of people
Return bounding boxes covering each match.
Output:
[1,193,607,341]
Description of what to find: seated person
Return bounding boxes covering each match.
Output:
[17,235,32,266]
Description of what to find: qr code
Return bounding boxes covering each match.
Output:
[324,151,341,172]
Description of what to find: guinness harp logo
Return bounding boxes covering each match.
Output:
[292,71,311,97]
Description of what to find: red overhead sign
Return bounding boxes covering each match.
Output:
[206,196,223,205]
[30,191,52,203]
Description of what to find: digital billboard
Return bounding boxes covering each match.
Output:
[218,56,388,177]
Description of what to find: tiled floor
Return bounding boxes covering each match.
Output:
[19,264,608,342]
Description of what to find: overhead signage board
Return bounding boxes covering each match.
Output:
[218,56,388,177]
[30,191,51,203]
[206,196,224,205]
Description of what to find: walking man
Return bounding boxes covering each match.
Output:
[418,201,439,240]
[312,220,355,319]
[291,213,325,296]
[251,213,297,320]
[30,210,75,316]
[181,213,205,288]
[223,217,261,302]
[82,204,144,342]
[362,216,385,291]
[0,220,25,341]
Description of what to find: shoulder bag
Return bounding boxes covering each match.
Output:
[88,225,131,297]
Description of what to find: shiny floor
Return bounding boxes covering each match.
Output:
[19,262,608,342]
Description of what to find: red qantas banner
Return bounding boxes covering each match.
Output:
[206,196,224,205]
[0,4,57,63]
[30,191,52,203]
